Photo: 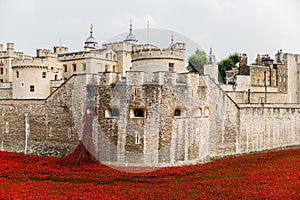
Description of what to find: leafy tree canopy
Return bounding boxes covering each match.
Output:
[218,52,240,82]
[186,49,208,75]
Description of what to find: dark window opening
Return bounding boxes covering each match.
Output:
[72,64,77,72]
[134,109,144,117]
[30,85,35,92]
[174,109,181,116]
[63,65,67,72]
[42,72,46,78]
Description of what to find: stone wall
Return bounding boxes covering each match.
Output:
[0,74,100,157]
[1,71,300,167]
[226,91,288,104]
[237,104,300,154]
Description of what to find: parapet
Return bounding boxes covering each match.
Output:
[132,48,184,62]
[97,71,202,87]
[102,41,134,52]
[54,46,69,54]
[11,58,48,69]
[36,49,57,58]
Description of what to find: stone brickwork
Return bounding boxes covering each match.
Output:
[0,72,300,167]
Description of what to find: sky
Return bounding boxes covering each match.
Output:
[0,0,300,63]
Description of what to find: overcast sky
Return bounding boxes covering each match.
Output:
[1,0,299,63]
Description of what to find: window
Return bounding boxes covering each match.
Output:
[63,65,67,72]
[0,79,3,82]
[105,108,120,118]
[174,109,181,116]
[174,108,186,117]
[0,68,3,75]
[283,77,286,83]
[82,63,86,71]
[267,80,270,86]
[257,79,260,84]
[105,65,109,72]
[30,85,35,92]
[72,64,76,72]
[193,108,202,117]
[267,71,270,76]
[113,65,117,72]
[204,108,210,117]
[16,71,19,78]
[21,82,24,87]
[169,63,175,71]
[252,79,255,85]
[280,77,282,83]
[251,69,255,76]
[256,70,260,76]
[42,72,46,78]
[130,108,146,118]
[54,75,58,80]
[134,109,144,117]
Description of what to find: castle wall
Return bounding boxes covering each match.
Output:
[94,72,240,166]
[226,91,288,104]
[0,82,12,99]
[237,104,300,154]
[0,74,100,157]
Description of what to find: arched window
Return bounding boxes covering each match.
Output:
[204,107,210,117]
[174,108,186,117]
[193,108,202,118]
[105,65,109,72]
[105,108,120,118]
[130,108,146,118]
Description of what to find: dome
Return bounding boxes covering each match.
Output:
[85,35,97,44]
[124,22,138,42]
[85,24,98,44]
[124,33,137,42]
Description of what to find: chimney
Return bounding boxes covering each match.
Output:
[0,44,3,51]
[239,53,248,66]
[6,43,14,51]
[256,54,262,66]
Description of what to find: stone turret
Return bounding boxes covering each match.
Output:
[84,24,98,52]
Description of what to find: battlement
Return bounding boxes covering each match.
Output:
[132,48,185,62]
[54,46,68,54]
[11,58,48,68]
[97,71,201,86]
[102,41,134,52]
[36,49,57,58]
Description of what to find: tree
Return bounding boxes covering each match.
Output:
[186,49,208,75]
[218,52,240,82]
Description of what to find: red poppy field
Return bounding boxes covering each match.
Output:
[0,146,300,199]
